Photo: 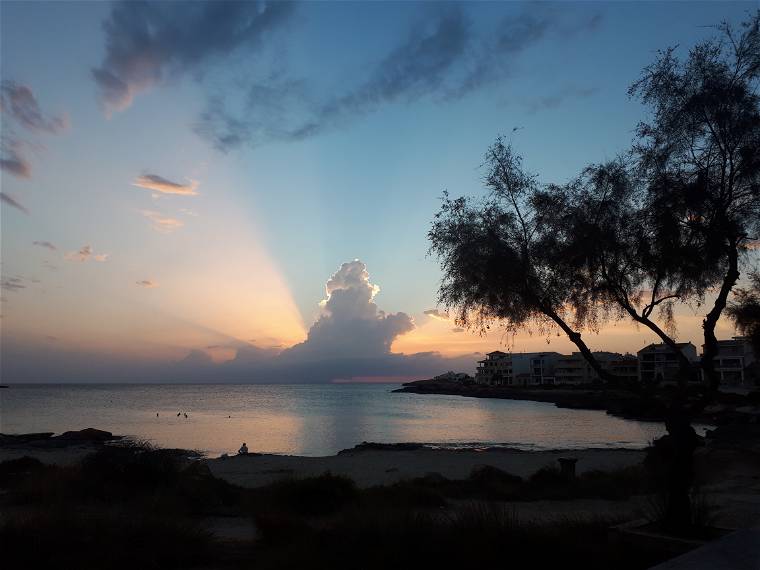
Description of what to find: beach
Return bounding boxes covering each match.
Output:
[205,446,646,488]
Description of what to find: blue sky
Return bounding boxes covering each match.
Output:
[1,1,754,382]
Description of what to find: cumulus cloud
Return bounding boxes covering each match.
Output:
[65,245,109,262]
[0,192,30,214]
[33,240,57,251]
[0,81,68,134]
[281,260,415,361]
[424,309,450,321]
[133,174,199,196]
[140,210,184,233]
[136,279,158,288]
[92,0,295,114]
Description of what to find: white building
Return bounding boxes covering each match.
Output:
[554,352,639,385]
[637,342,700,384]
[703,336,756,388]
[476,351,562,386]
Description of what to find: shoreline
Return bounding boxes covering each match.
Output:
[0,429,647,488]
[394,378,757,425]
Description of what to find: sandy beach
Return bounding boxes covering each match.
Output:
[205,447,646,488]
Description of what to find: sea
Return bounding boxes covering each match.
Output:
[0,383,702,457]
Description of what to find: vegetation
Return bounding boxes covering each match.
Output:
[0,450,680,569]
[429,13,760,534]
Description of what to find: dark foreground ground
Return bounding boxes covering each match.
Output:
[1,426,759,570]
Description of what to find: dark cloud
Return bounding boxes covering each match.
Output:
[135,279,158,288]
[33,241,57,251]
[197,6,601,151]
[0,138,32,179]
[1,277,26,292]
[451,327,465,333]
[0,81,68,178]
[0,81,68,134]
[526,86,599,113]
[0,192,30,214]
[93,0,295,114]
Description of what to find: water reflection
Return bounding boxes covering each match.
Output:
[1,384,699,456]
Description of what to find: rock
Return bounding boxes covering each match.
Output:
[56,428,115,442]
[0,433,55,446]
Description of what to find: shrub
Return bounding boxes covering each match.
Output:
[262,473,358,517]
[0,456,45,488]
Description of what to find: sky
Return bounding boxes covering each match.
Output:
[0,1,755,383]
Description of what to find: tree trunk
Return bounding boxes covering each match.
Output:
[620,305,695,395]
[701,243,740,394]
[543,308,618,383]
[661,402,699,535]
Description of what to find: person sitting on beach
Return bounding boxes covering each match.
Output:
[238,442,249,455]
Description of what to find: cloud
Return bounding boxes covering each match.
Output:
[133,174,199,196]
[0,192,30,214]
[92,0,296,114]
[197,5,602,151]
[33,240,57,251]
[65,245,109,262]
[1,277,26,292]
[280,260,415,361]
[0,139,32,178]
[0,81,68,134]
[525,86,599,113]
[136,279,158,288]
[198,7,470,150]
[0,81,68,178]
[1,261,481,383]
[140,210,184,233]
[424,309,450,321]
[451,327,465,333]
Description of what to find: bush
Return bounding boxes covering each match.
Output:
[261,473,358,517]
[0,456,45,488]
[0,507,212,570]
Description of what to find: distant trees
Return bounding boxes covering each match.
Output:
[429,13,759,534]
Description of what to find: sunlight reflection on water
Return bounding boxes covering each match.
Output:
[0,384,708,457]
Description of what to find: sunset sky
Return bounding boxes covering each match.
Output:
[1,1,754,383]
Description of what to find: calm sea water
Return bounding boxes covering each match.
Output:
[0,384,694,457]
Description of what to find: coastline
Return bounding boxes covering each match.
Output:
[393,378,757,425]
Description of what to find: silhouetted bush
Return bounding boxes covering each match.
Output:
[261,473,358,517]
[0,456,45,488]
[252,503,669,570]
[0,507,212,570]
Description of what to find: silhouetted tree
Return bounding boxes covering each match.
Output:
[429,139,617,383]
[430,13,759,535]
[629,13,760,393]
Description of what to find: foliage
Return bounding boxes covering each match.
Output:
[727,270,760,356]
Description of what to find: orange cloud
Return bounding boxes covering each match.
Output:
[140,210,184,233]
[133,174,199,196]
